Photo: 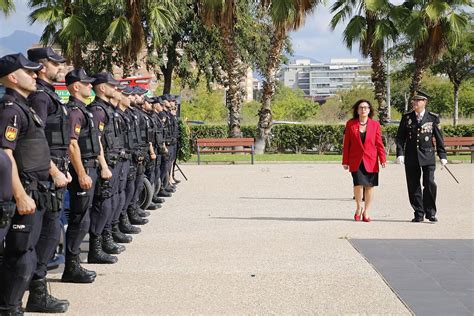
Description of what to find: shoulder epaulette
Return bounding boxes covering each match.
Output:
[428,112,439,117]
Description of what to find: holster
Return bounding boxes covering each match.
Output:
[0,200,16,228]
[21,178,57,212]
[51,156,70,173]
[127,165,137,181]
[95,179,113,199]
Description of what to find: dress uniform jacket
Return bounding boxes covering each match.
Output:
[396,111,447,166]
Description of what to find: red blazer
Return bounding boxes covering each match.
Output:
[342,118,386,172]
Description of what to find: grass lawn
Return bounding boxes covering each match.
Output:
[185,153,472,163]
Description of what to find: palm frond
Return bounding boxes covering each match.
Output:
[105,15,131,46]
[342,15,367,52]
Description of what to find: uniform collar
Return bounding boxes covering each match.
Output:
[4,88,29,106]
[69,96,86,107]
[36,78,55,92]
[94,96,114,109]
[415,109,425,119]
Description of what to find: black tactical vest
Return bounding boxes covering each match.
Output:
[69,102,101,159]
[134,108,153,146]
[2,100,51,175]
[40,88,71,152]
[92,102,125,152]
[160,111,172,143]
[117,110,134,151]
[153,112,164,145]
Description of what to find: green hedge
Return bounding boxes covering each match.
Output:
[178,123,473,160]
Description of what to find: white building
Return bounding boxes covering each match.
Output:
[277,58,372,99]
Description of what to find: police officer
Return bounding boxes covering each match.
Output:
[396,90,447,223]
[0,148,14,256]
[160,96,177,195]
[0,53,65,315]
[61,68,102,283]
[150,97,167,205]
[26,47,73,313]
[89,73,127,254]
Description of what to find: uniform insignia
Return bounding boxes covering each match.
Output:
[5,126,18,141]
[424,136,429,141]
[74,124,81,135]
[408,118,412,125]
[421,122,433,134]
[99,122,105,131]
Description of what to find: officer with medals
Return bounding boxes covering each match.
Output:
[89,73,129,252]
[0,53,65,315]
[26,47,73,313]
[396,90,447,223]
[61,68,101,283]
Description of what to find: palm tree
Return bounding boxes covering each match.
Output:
[402,0,470,96]
[330,0,399,124]
[1,0,14,16]
[197,0,249,138]
[255,0,321,154]
[28,0,91,67]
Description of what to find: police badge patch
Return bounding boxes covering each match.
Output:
[99,122,105,131]
[5,126,18,141]
[74,124,81,135]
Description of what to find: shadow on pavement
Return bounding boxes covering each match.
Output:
[239,197,354,202]
[211,216,411,223]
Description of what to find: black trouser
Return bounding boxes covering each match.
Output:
[130,162,145,211]
[166,144,177,184]
[0,193,44,311]
[154,154,162,194]
[111,159,130,226]
[160,152,170,190]
[66,163,99,256]
[103,159,126,230]
[122,162,137,216]
[144,155,156,185]
[91,160,122,236]
[405,163,437,219]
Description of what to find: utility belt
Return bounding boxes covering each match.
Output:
[132,150,146,164]
[127,164,137,181]
[51,156,70,173]
[95,178,113,199]
[0,200,16,228]
[82,158,99,168]
[21,178,63,212]
[106,150,132,166]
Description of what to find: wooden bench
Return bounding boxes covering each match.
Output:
[196,138,255,165]
[443,136,474,163]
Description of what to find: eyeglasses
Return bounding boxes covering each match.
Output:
[358,106,370,111]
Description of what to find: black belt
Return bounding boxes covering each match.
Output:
[21,178,52,193]
[82,159,99,168]
[51,156,70,172]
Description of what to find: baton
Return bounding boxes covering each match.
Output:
[442,164,459,184]
[174,163,188,181]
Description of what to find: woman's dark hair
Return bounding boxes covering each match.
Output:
[352,99,374,119]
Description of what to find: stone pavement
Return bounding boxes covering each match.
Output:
[34,163,472,315]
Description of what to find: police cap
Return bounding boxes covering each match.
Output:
[412,90,430,101]
[0,53,43,78]
[27,47,66,63]
[65,68,95,86]
[92,72,120,86]
[132,86,148,95]
[121,86,134,95]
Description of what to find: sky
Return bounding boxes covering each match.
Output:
[0,0,398,63]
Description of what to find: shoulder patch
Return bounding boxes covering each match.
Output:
[74,124,81,135]
[99,122,105,131]
[429,112,439,117]
[4,126,18,142]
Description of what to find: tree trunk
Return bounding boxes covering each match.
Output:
[370,50,389,124]
[410,54,426,97]
[255,31,284,154]
[221,21,245,138]
[162,66,173,95]
[161,34,179,95]
[453,84,459,126]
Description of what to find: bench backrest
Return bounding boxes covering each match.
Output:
[197,138,254,147]
[443,137,474,146]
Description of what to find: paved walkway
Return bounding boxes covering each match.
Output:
[38,163,472,315]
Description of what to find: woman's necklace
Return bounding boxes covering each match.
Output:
[359,120,368,126]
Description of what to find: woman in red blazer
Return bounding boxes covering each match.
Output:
[342,99,386,222]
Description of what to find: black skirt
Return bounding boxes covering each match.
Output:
[351,161,379,187]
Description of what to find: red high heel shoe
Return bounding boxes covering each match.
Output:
[362,212,371,222]
[354,211,361,221]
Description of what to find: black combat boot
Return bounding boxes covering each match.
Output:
[102,229,125,254]
[61,253,96,283]
[165,186,176,193]
[147,203,161,211]
[137,208,151,217]
[127,207,149,225]
[158,189,172,197]
[112,223,132,243]
[87,235,118,264]
[152,196,165,204]
[25,278,69,313]
[0,307,24,316]
[119,214,141,234]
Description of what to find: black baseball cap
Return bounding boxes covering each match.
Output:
[120,86,134,95]
[65,68,95,86]
[27,47,66,63]
[412,90,430,100]
[152,96,162,104]
[0,53,43,78]
[132,86,148,95]
[91,72,120,86]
